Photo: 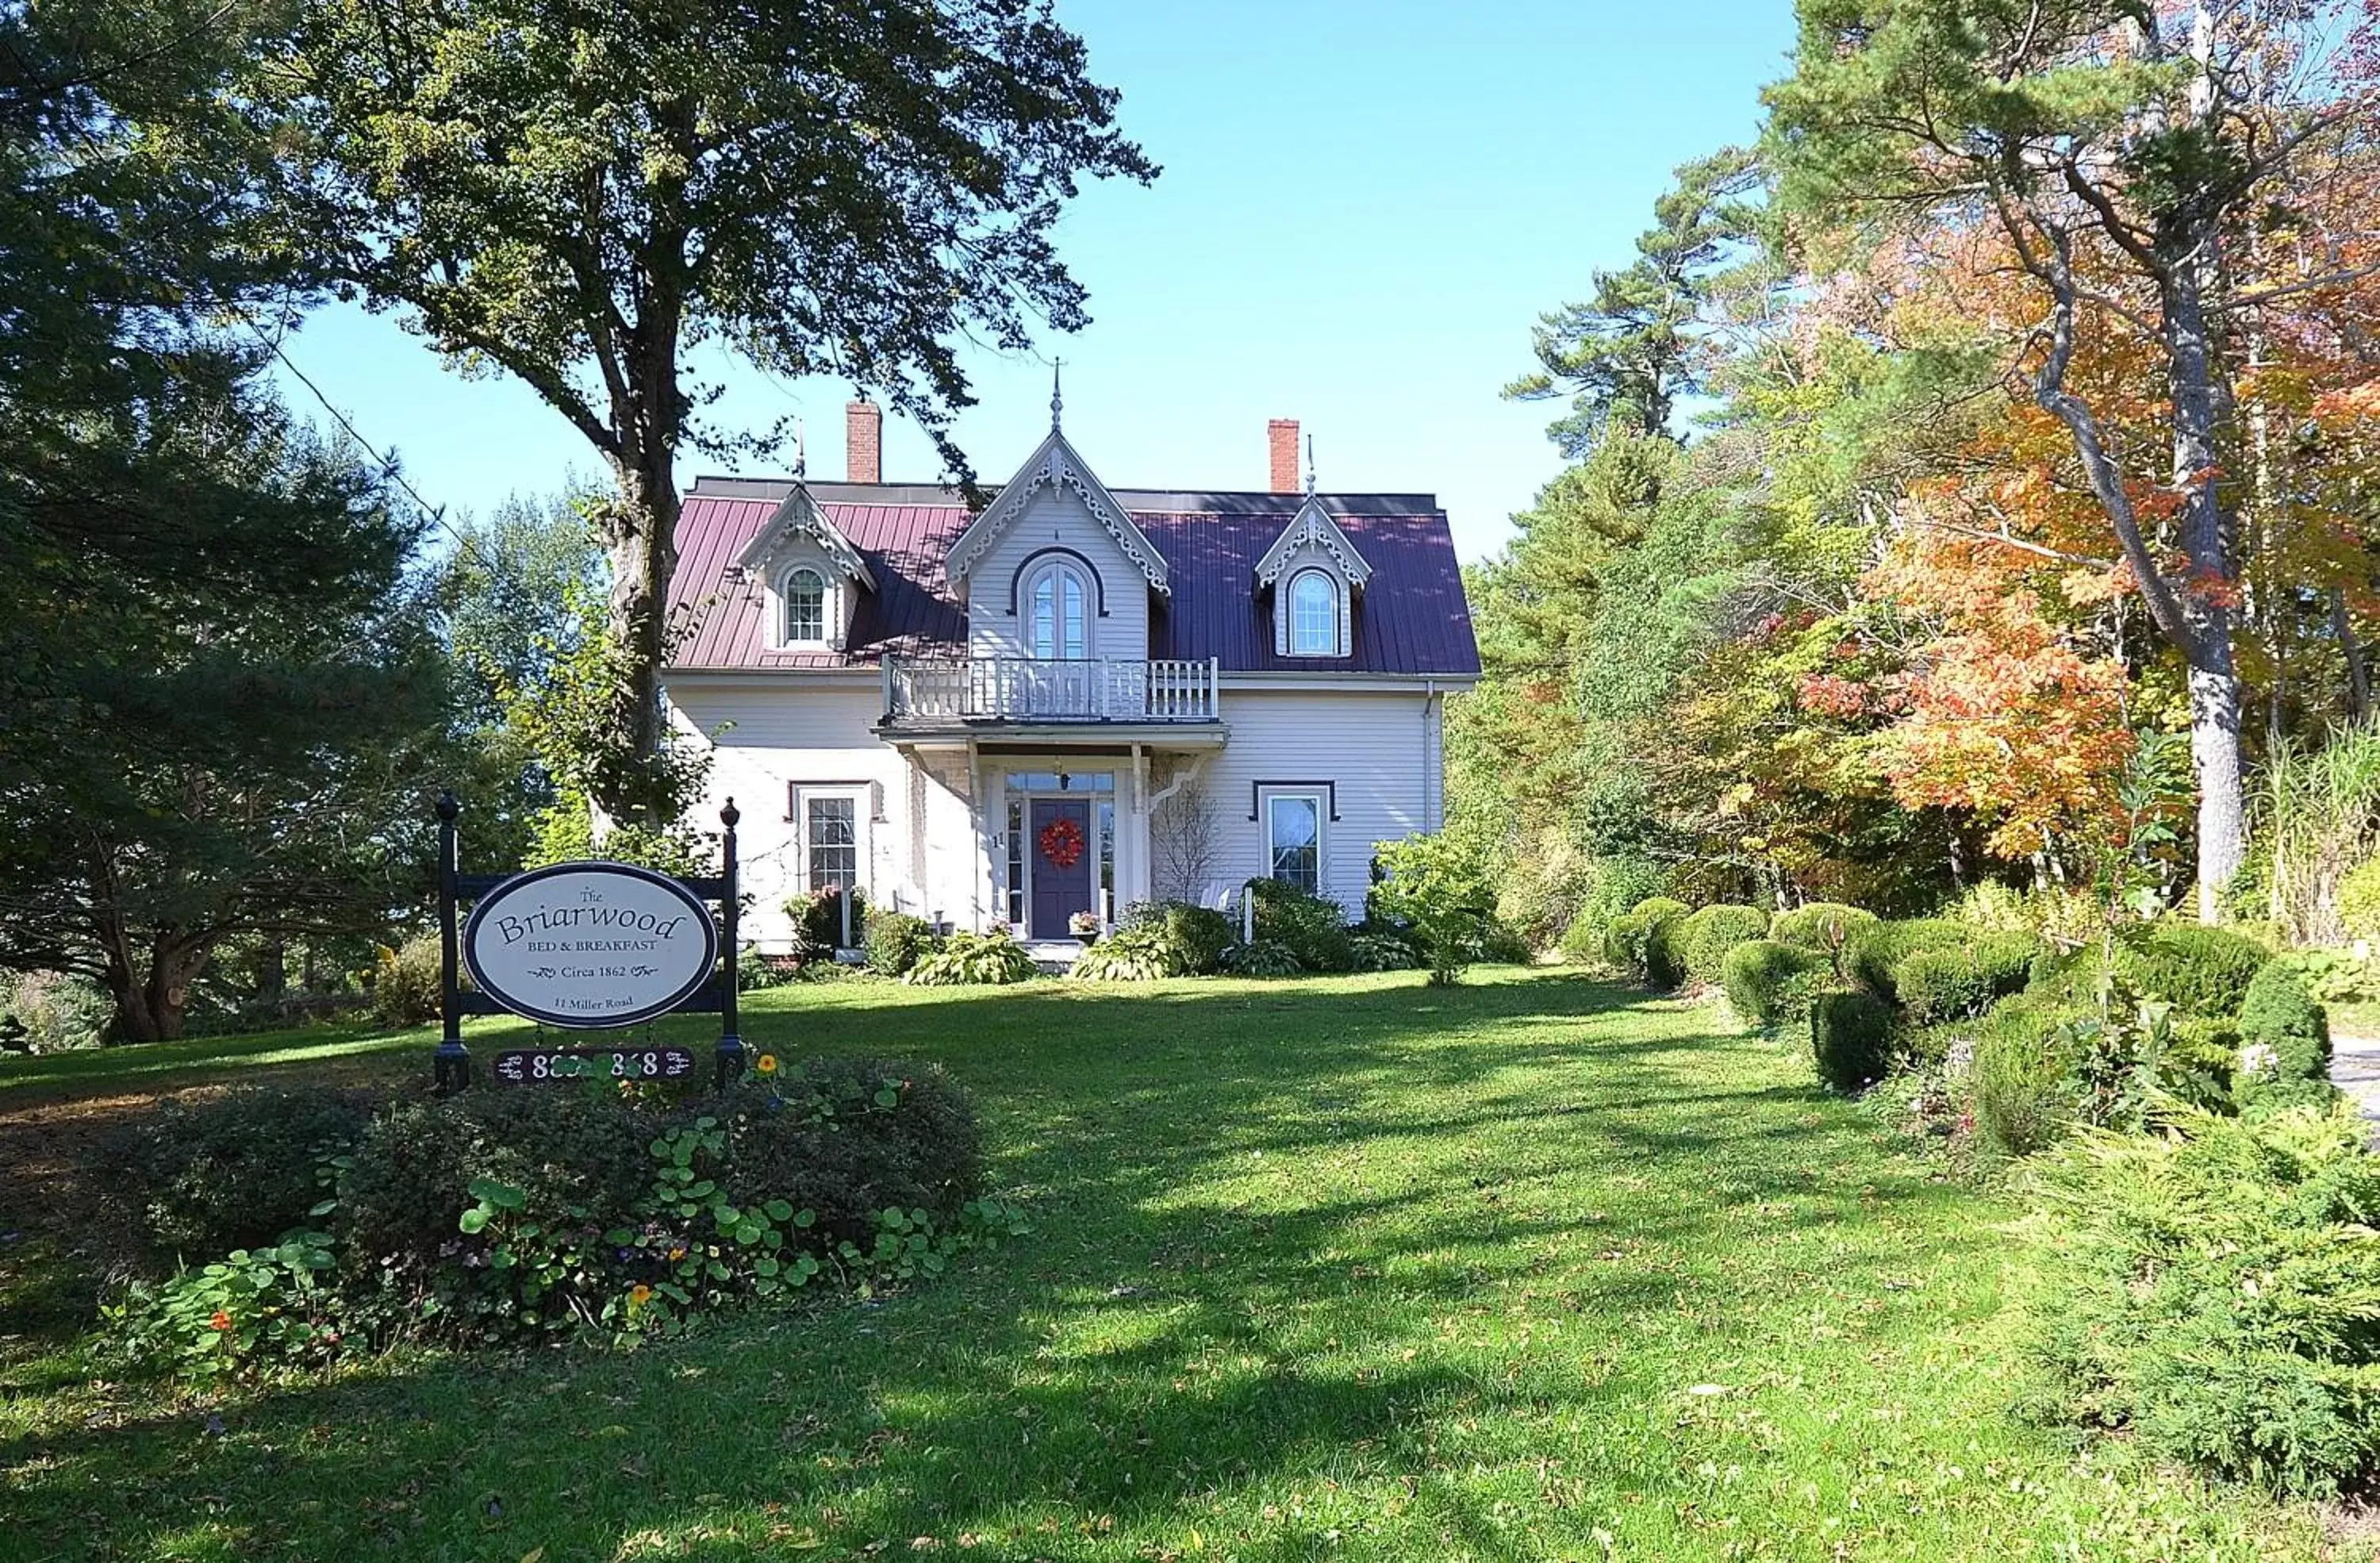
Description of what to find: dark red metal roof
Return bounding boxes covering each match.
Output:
[669,478,1479,677]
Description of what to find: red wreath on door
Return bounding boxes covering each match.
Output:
[1038,816,1086,870]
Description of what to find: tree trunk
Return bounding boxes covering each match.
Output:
[2333,589,2370,721]
[598,453,680,827]
[106,935,208,1043]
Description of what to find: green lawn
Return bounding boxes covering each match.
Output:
[0,970,2326,1560]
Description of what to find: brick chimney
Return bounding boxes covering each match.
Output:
[846,399,882,485]
[1268,418,1300,493]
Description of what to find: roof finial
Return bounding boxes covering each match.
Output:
[1050,358,1064,432]
[1304,432,1316,497]
[794,417,808,480]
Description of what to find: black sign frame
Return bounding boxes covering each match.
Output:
[432,793,747,1093]
[461,859,721,1029]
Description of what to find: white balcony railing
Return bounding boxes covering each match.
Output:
[882,656,1219,725]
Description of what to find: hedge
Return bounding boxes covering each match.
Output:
[1841,918,1967,1002]
[2108,924,2270,1019]
[1672,904,1771,987]
[1721,940,1825,1026]
[1770,902,1880,957]
[1971,996,2086,1158]
[1811,989,1894,1093]
[1895,932,2038,1024]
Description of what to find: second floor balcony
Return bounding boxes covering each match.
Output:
[881,655,1221,730]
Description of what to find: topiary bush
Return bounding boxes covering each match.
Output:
[119,1086,376,1258]
[1722,939,1826,1027]
[1971,996,2087,1158]
[862,911,936,977]
[1626,897,1693,986]
[1894,932,2039,1024]
[1841,918,1967,1002]
[2018,1107,2380,1498]
[2109,924,2269,1019]
[2234,962,2337,1118]
[1770,902,1880,959]
[904,929,1035,986]
[1672,904,1771,987]
[1811,989,1894,1093]
[1246,879,1355,974]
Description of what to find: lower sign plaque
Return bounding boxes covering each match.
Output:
[492,1046,697,1085]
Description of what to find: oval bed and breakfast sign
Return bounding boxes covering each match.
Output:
[463,862,720,1028]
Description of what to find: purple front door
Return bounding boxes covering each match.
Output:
[1028,798,1095,939]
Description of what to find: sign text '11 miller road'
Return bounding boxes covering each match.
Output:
[462,862,721,1029]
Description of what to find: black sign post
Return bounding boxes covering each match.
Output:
[432,793,745,1094]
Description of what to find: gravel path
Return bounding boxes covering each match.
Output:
[2329,1031,2380,1120]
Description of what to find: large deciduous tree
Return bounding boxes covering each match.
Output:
[248,0,1156,824]
[1764,0,2380,919]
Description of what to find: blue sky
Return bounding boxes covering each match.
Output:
[272,2,1797,562]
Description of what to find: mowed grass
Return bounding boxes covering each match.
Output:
[0,970,2326,1560]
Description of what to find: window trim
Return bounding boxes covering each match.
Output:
[1265,790,1326,895]
[1287,568,1341,657]
[780,563,831,647]
[792,785,869,897]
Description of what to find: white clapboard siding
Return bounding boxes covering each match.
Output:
[965,485,1151,663]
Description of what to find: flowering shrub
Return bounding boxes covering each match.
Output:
[101,1056,1015,1377]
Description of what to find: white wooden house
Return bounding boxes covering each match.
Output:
[665,401,1480,954]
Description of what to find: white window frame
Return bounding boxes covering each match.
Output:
[795,787,867,895]
[780,564,832,648]
[1265,790,1326,895]
[1288,569,1341,657]
[1023,559,1092,659]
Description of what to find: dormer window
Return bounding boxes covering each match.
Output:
[1026,559,1090,659]
[1289,570,1339,657]
[783,566,827,644]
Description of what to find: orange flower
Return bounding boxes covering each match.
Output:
[756,1054,779,1075]
[210,1310,232,1331]
[630,1284,653,1308]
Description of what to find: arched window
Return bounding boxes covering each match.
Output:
[1289,570,1338,656]
[1026,561,1089,659]
[783,566,827,643]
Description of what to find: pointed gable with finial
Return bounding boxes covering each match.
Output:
[736,482,877,651]
[942,367,1171,601]
[1253,439,1370,658]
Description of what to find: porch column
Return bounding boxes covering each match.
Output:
[1127,744,1153,908]
[966,741,988,932]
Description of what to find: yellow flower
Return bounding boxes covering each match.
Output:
[756,1054,779,1075]
[629,1284,653,1308]
[666,1246,686,1262]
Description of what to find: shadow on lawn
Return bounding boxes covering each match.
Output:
[2,972,1971,1560]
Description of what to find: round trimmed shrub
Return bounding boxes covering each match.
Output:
[1770,902,1880,958]
[1971,996,2086,1158]
[2109,924,2270,1018]
[1628,897,1693,986]
[1841,918,1967,1001]
[863,911,936,977]
[1895,932,2039,1024]
[1722,939,1825,1026]
[120,1086,376,1258]
[1811,989,1894,1093]
[1673,904,1772,987]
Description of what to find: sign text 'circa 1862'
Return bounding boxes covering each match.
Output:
[463,862,720,1029]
